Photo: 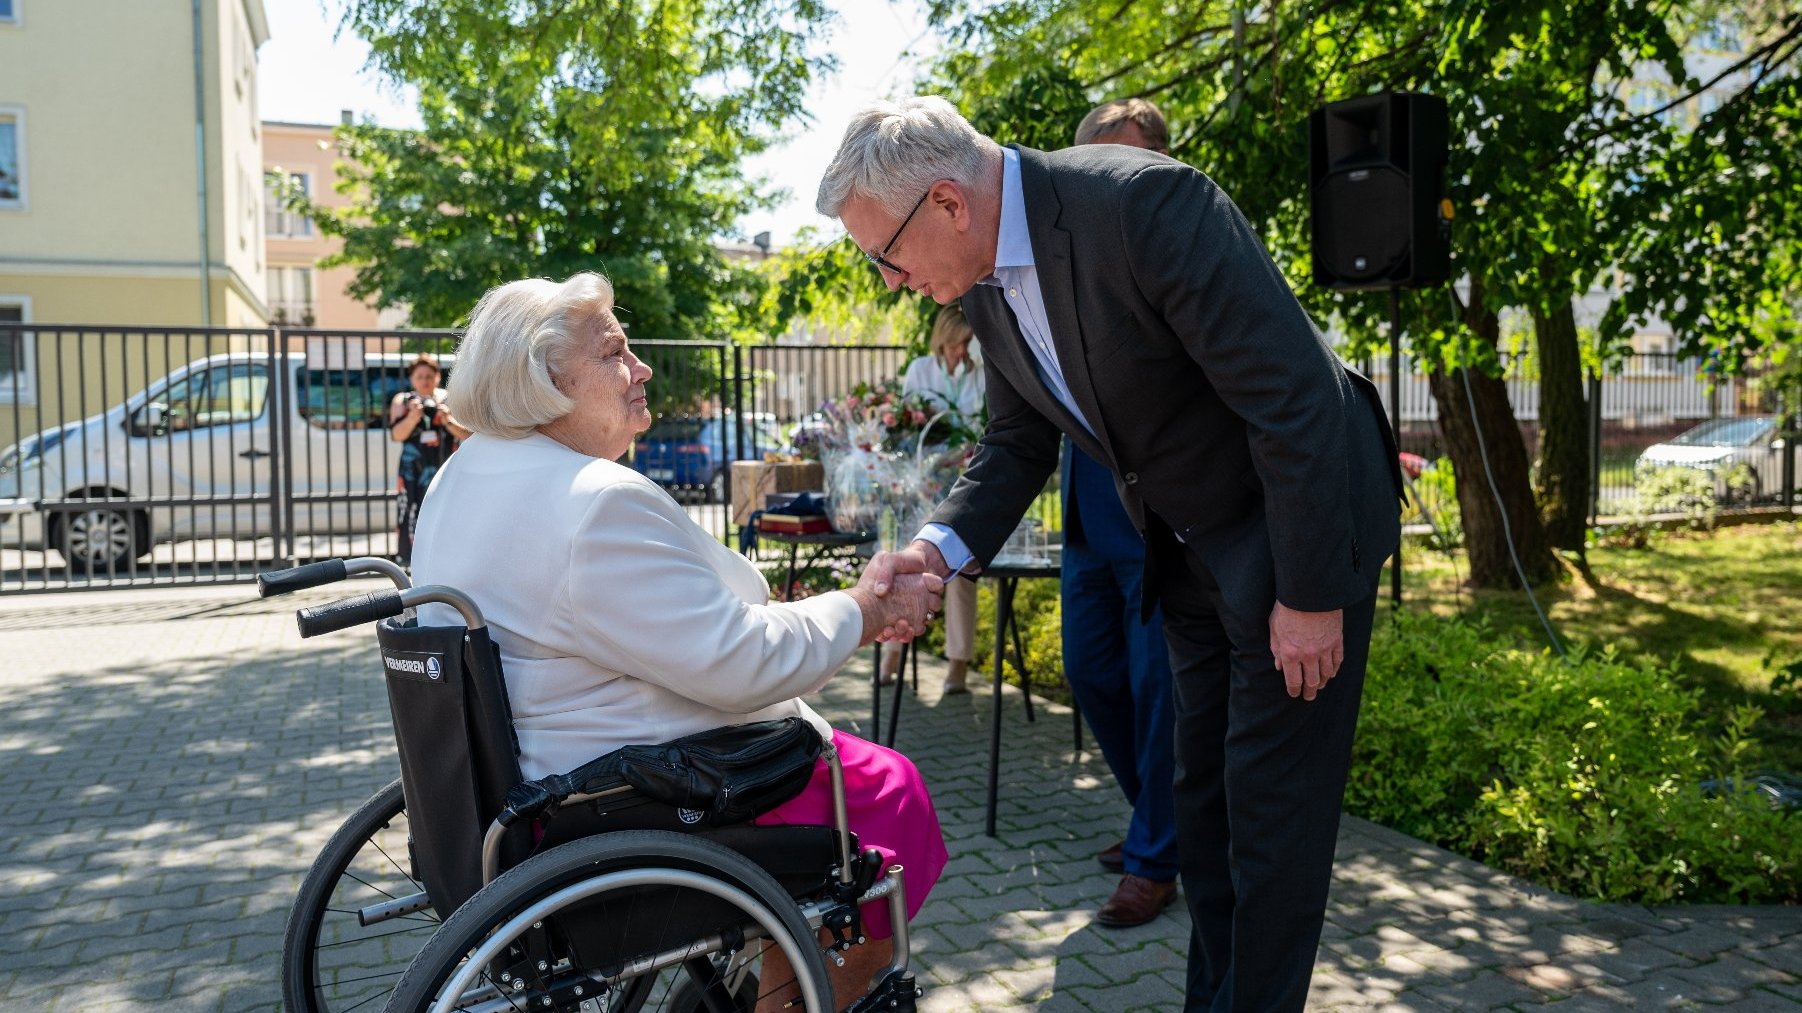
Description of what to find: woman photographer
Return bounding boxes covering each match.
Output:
[388,353,471,565]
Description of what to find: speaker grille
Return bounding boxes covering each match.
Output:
[1315,167,1410,284]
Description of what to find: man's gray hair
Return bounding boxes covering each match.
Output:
[816,96,1001,219]
[450,272,614,440]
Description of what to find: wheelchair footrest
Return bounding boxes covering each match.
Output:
[845,968,921,1013]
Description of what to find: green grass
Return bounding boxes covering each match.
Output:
[1388,520,1802,772]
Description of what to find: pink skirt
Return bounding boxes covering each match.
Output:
[753,729,946,939]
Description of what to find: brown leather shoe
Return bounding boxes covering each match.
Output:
[1096,874,1177,928]
[1097,839,1126,873]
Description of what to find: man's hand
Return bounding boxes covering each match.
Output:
[1269,602,1344,701]
[860,540,950,641]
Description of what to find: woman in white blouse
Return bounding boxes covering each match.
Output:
[885,305,983,692]
[410,272,946,1010]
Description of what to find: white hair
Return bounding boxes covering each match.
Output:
[450,272,614,440]
[815,96,1001,219]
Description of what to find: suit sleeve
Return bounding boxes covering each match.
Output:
[563,482,864,711]
[927,310,1062,567]
[1120,163,1364,611]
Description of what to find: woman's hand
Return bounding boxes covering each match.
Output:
[846,553,943,646]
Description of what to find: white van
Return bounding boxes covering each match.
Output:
[0,350,453,570]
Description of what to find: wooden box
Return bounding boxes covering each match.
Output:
[730,460,825,528]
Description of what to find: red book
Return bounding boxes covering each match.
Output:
[757,513,834,535]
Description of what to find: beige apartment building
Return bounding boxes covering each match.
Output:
[0,0,270,446]
[263,118,395,331]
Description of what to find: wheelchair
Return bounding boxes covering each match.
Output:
[260,557,922,1013]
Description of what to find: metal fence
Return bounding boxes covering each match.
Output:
[1,324,1794,594]
[1367,352,1798,518]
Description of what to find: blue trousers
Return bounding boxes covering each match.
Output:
[1060,540,1179,882]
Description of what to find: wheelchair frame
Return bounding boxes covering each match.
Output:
[261,557,920,1013]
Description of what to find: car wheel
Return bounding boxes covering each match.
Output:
[1726,469,1762,506]
[54,504,147,572]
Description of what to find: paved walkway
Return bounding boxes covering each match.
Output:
[0,584,1797,1011]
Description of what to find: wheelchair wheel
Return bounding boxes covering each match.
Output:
[282,780,440,1012]
[384,829,833,1013]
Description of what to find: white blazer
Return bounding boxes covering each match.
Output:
[410,432,860,780]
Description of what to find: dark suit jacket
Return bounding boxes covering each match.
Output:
[930,144,1402,617]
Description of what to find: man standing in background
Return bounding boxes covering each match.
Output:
[1058,97,1180,930]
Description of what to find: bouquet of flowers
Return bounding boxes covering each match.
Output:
[815,382,979,545]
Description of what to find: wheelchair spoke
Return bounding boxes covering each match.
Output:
[315,923,440,949]
[369,837,426,892]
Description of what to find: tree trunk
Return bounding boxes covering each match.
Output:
[1533,300,1591,551]
[1427,304,1561,589]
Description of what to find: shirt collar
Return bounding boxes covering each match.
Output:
[993,146,1034,271]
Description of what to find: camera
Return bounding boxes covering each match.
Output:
[406,393,440,422]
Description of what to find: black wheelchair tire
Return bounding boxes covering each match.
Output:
[282,780,432,1013]
[382,829,833,1013]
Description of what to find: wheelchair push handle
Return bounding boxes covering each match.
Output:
[257,556,410,597]
[295,584,486,638]
[297,589,407,638]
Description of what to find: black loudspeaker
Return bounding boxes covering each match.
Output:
[1309,92,1449,290]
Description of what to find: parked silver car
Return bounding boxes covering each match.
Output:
[0,351,452,570]
[1634,414,1794,502]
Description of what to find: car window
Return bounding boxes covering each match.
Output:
[645,418,705,442]
[136,363,269,434]
[1669,417,1773,447]
[299,364,455,430]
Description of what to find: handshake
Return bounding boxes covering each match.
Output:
[842,539,957,647]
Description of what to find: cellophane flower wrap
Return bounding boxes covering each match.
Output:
[816,382,979,547]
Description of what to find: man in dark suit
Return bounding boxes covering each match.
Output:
[817,95,1402,1011]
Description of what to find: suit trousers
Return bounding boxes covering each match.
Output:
[1158,544,1376,1013]
[1060,542,1179,881]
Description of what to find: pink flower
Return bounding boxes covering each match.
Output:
[882,411,896,426]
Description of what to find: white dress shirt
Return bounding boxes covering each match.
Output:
[900,350,985,428]
[411,432,859,780]
[919,146,1095,573]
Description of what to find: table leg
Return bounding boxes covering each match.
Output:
[884,640,908,748]
[1014,601,1036,724]
[783,544,799,602]
[984,577,1014,838]
[870,642,881,744]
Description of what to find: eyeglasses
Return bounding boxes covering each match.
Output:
[862,187,932,274]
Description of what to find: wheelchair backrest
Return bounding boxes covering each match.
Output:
[376,618,523,918]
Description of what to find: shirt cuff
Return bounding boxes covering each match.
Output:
[917,523,976,575]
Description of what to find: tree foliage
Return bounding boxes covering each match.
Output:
[882,0,1802,584]
[302,0,835,339]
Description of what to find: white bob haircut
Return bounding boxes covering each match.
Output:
[815,96,1001,219]
[450,272,615,440]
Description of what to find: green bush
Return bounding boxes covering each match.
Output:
[1352,611,1799,904]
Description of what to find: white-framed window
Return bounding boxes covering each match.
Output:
[264,170,313,238]
[0,297,34,404]
[267,266,316,326]
[0,106,24,209]
[0,0,19,26]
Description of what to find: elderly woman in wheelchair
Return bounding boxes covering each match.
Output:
[267,272,947,1013]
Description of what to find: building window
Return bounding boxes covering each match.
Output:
[0,300,33,404]
[265,171,313,238]
[0,108,23,208]
[268,266,316,326]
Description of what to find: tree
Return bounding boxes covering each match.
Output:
[910,0,1802,586]
[303,0,834,350]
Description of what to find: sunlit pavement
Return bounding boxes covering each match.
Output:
[0,585,1797,1011]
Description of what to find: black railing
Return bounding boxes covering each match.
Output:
[0,326,1792,595]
